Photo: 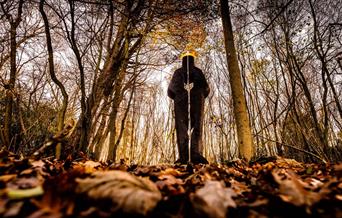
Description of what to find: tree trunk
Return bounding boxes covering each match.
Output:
[220,0,254,161]
[309,0,342,125]
[39,0,69,158]
[2,0,24,149]
[66,0,89,153]
[111,87,134,161]
[70,1,130,153]
[107,64,128,161]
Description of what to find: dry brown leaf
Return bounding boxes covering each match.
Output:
[76,170,161,215]
[333,163,342,178]
[155,174,185,195]
[0,175,16,183]
[158,168,186,177]
[158,174,184,185]
[272,169,321,207]
[190,180,237,218]
[133,166,153,175]
[302,177,324,190]
[276,157,303,169]
[248,198,269,207]
[20,168,34,176]
[30,160,46,168]
[224,167,244,178]
[263,162,275,170]
[338,182,342,189]
[333,163,342,171]
[82,161,102,173]
[229,178,251,195]
[3,201,24,217]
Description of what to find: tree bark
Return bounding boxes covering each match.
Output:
[70,1,130,153]
[309,0,342,122]
[107,64,128,161]
[39,0,69,158]
[2,0,24,149]
[111,86,134,161]
[66,0,89,153]
[220,0,254,161]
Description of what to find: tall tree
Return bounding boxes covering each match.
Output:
[220,0,254,161]
[1,0,24,148]
[39,0,69,158]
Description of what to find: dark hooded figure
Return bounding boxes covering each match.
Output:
[168,53,209,164]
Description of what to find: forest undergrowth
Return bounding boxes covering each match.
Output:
[0,149,341,218]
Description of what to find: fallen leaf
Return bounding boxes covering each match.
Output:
[30,160,46,168]
[27,210,62,218]
[156,174,185,195]
[3,201,23,217]
[78,206,112,217]
[190,180,237,218]
[158,168,186,177]
[29,187,69,218]
[248,198,269,207]
[76,170,161,215]
[7,185,44,200]
[133,165,154,176]
[276,157,303,169]
[224,167,244,178]
[263,162,275,171]
[302,177,324,190]
[338,183,342,189]
[229,178,251,195]
[158,174,184,185]
[333,163,342,171]
[109,162,129,171]
[7,177,41,189]
[0,199,7,214]
[272,169,321,207]
[0,175,16,183]
[82,161,102,173]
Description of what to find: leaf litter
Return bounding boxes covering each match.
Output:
[0,150,341,217]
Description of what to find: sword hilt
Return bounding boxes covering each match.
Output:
[184,83,193,91]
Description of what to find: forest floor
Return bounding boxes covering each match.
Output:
[0,150,341,218]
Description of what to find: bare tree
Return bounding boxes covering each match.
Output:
[0,0,24,148]
[220,0,254,161]
[39,0,69,158]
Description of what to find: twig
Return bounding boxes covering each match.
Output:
[254,134,327,163]
[247,0,294,41]
[259,0,294,35]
